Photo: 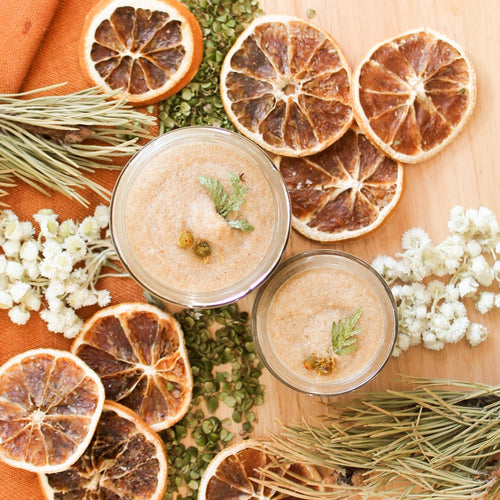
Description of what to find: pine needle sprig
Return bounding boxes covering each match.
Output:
[259,378,500,499]
[0,84,156,206]
[0,169,15,206]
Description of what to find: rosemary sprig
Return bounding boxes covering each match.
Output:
[259,378,500,499]
[0,83,155,206]
[332,307,362,356]
[198,172,254,231]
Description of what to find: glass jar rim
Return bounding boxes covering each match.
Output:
[110,126,291,308]
[252,250,398,396]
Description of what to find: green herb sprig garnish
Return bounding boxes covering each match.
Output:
[304,308,362,375]
[332,307,362,356]
[198,172,254,231]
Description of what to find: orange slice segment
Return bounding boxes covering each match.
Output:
[276,125,404,242]
[352,28,476,163]
[0,348,105,474]
[220,15,353,157]
[39,401,168,500]
[71,302,192,431]
[80,0,203,105]
[198,440,322,500]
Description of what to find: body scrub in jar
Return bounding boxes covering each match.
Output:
[252,251,397,396]
[111,127,290,308]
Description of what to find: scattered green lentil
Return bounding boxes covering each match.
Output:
[152,2,265,496]
[306,7,317,19]
[158,0,264,133]
[158,304,265,500]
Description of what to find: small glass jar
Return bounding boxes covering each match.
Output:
[252,250,397,396]
[110,126,291,308]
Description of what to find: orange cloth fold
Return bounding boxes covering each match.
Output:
[0,0,144,497]
[0,0,60,93]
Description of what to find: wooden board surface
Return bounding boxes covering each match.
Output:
[244,0,500,436]
[0,2,498,497]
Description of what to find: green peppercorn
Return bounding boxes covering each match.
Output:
[304,355,336,374]
[303,357,318,371]
[178,230,194,248]
[318,358,335,374]
[193,239,212,259]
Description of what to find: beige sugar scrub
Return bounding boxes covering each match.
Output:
[252,251,397,395]
[111,127,290,308]
[268,268,383,381]
[126,144,270,285]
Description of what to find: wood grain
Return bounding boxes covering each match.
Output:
[244,0,500,436]
[0,2,498,497]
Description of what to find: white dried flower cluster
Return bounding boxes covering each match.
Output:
[0,206,124,338]
[372,206,500,357]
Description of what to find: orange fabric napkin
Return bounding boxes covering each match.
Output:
[0,0,60,93]
[0,0,145,497]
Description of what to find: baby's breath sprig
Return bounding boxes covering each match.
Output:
[372,206,500,356]
[0,84,155,206]
[0,205,126,338]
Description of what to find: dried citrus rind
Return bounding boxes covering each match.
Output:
[198,439,322,500]
[71,302,192,431]
[276,126,404,242]
[221,15,353,157]
[352,28,476,163]
[80,0,203,105]
[0,348,105,474]
[39,401,168,500]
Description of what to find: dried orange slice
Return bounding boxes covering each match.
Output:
[276,125,404,242]
[198,440,322,499]
[39,400,168,500]
[71,302,192,431]
[80,0,203,105]
[0,348,105,474]
[220,15,353,157]
[352,28,476,163]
